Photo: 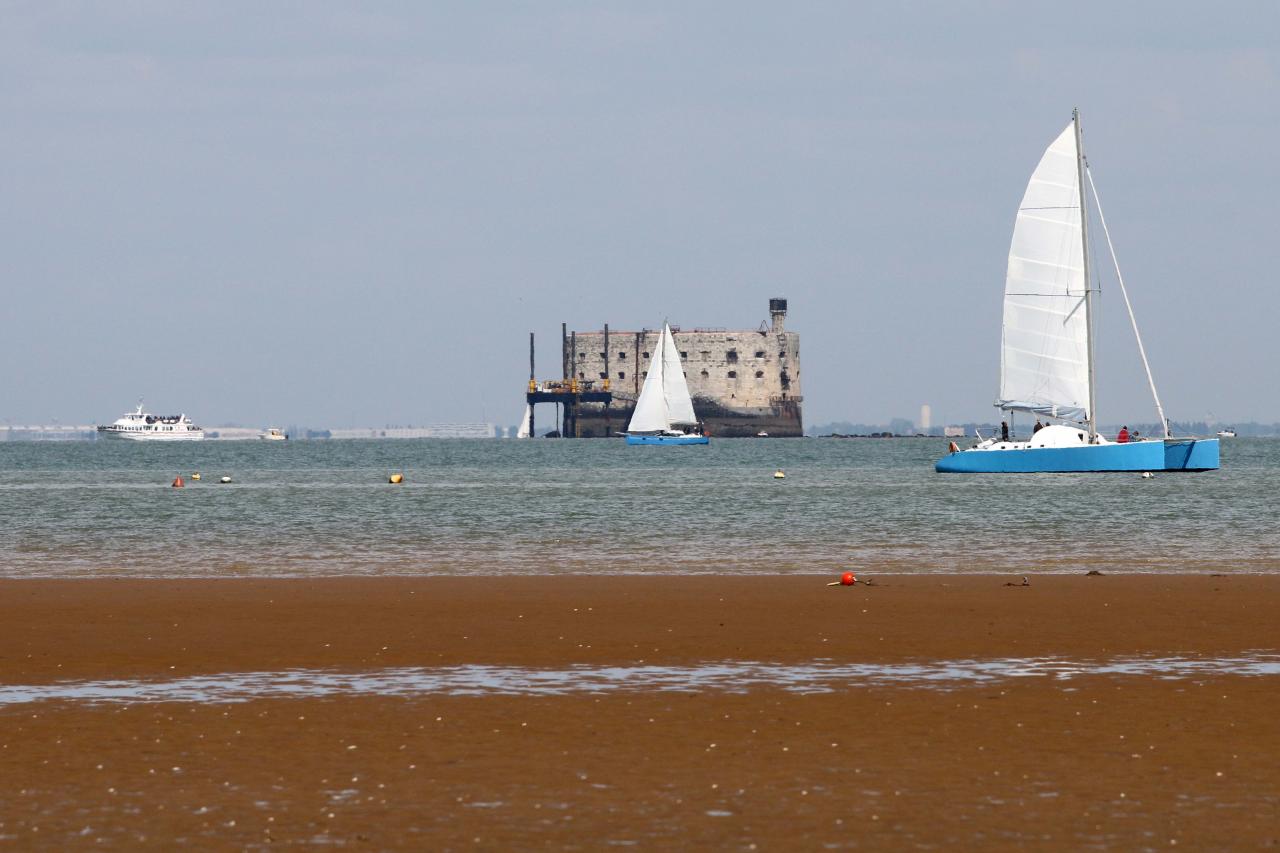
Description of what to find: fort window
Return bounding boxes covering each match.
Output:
[618,371,626,380]
[599,372,608,380]
[578,372,585,379]
[598,352,607,359]
[755,370,764,379]
[778,351,786,359]
[578,352,585,359]
[755,351,766,359]
[618,352,627,360]
[642,352,650,359]
[781,370,791,390]
[700,369,709,378]
[727,370,738,379]
[726,350,739,363]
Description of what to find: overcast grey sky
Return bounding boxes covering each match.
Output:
[3,2,1276,428]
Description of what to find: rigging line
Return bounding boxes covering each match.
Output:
[1085,164,1170,438]
[1018,206,1079,211]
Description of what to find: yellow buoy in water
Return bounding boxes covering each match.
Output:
[389,473,404,484]
[191,472,201,481]
[774,469,785,479]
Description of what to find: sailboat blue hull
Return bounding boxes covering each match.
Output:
[625,434,710,446]
[936,438,1219,473]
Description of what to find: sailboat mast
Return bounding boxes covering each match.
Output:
[1074,108,1098,441]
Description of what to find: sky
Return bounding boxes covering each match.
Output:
[3,2,1277,428]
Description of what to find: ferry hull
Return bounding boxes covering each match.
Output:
[625,434,709,446]
[100,431,205,441]
[935,438,1218,473]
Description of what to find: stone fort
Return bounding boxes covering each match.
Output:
[563,299,802,437]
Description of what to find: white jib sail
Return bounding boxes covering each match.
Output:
[998,122,1091,421]
[660,324,697,426]
[627,327,670,433]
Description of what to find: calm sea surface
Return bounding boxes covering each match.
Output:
[0,438,1271,577]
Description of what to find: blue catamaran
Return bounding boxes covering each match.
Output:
[622,322,709,446]
[937,110,1218,474]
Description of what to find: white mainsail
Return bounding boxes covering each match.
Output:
[516,403,532,438]
[998,122,1091,422]
[626,323,697,433]
[659,324,697,425]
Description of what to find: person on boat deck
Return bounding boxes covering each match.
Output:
[1000,420,1009,442]
[1033,419,1044,434]
[1117,425,1130,443]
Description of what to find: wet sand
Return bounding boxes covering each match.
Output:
[1,575,1278,848]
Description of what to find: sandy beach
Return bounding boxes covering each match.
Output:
[2,575,1278,848]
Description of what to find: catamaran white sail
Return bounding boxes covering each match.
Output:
[623,323,708,445]
[516,404,533,439]
[937,110,1218,473]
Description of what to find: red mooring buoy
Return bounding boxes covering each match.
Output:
[172,475,184,488]
[840,571,855,586]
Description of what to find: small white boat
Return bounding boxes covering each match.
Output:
[756,431,769,437]
[98,402,204,441]
[1217,428,1237,438]
[259,428,287,441]
[622,323,708,446]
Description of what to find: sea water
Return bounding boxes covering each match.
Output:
[2,654,1278,706]
[0,437,1271,577]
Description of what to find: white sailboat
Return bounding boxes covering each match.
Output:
[937,110,1218,473]
[623,323,708,445]
[516,404,533,439]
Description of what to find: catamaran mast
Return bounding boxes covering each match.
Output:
[1074,108,1098,441]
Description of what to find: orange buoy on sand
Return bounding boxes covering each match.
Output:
[840,571,856,586]
[172,475,184,488]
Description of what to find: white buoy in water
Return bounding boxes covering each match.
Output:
[1140,471,1154,479]
[220,476,232,484]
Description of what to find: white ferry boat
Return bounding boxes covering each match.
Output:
[259,427,287,441]
[97,403,205,441]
